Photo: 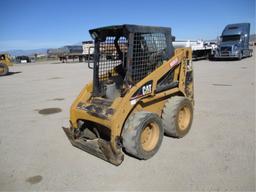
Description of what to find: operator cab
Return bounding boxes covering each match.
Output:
[89,24,174,99]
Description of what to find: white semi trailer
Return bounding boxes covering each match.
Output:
[82,41,94,60]
[173,40,217,60]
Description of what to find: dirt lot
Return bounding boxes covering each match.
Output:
[0,55,255,191]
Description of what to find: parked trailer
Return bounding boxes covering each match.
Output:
[173,40,217,60]
[47,42,128,62]
[47,45,84,62]
[82,40,128,61]
[82,41,94,60]
[214,23,253,59]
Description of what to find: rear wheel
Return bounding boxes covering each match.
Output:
[122,111,164,160]
[162,96,193,138]
[0,63,9,76]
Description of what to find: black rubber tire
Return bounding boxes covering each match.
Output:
[162,96,193,138]
[122,111,164,160]
[0,63,9,76]
[238,52,242,60]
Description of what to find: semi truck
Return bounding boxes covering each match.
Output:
[214,23,253,59]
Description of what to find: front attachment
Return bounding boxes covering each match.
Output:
[63,127,124,166]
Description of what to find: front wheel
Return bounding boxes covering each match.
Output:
[162,96,193,138]
[122,111,164,160]
[0,63,9,76]
[238,51,242,60]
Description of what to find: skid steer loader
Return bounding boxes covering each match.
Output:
[63,24,194,166]
[0,53,13,76]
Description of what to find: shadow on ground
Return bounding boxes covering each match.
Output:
[0,71,22,77]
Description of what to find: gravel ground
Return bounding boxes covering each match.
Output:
[0,54,255,191]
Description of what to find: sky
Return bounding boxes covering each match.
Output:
[0,0,255,51]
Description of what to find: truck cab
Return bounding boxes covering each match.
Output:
[215,23,253,59]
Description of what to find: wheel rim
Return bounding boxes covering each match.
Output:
[178,106,191,131]
[140,122,160,151]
